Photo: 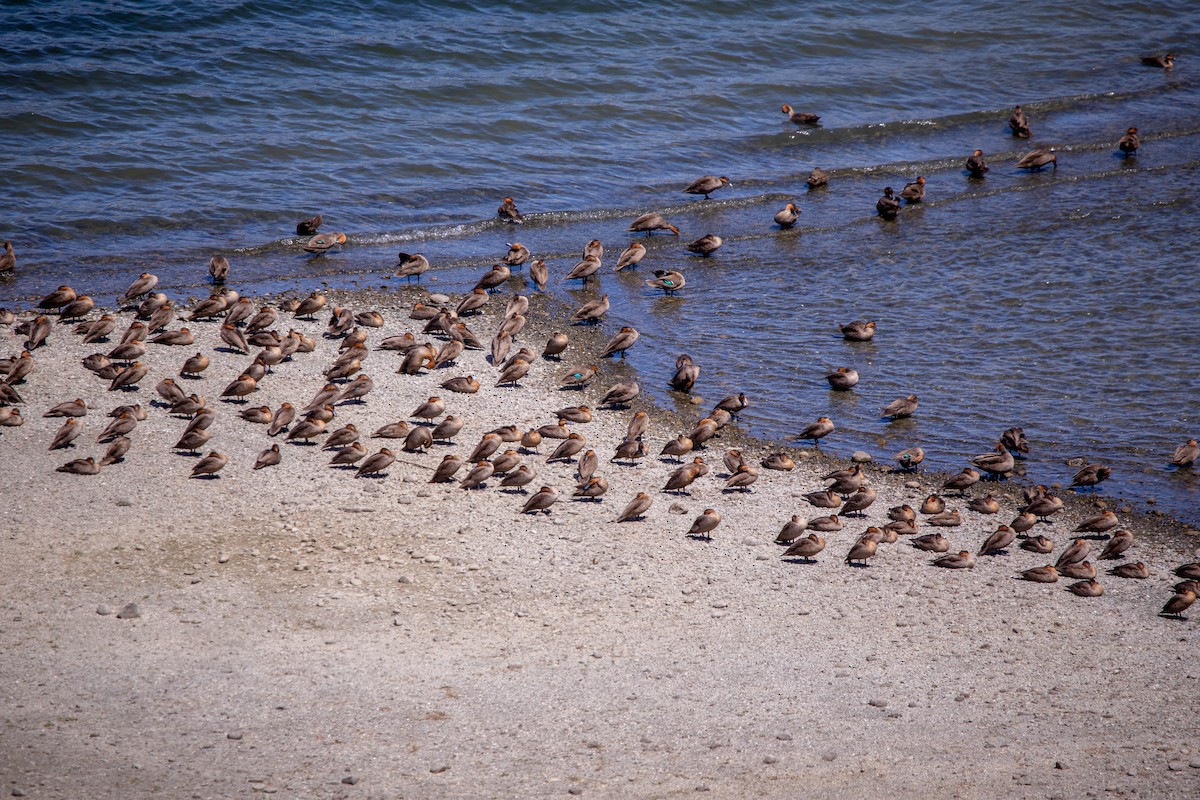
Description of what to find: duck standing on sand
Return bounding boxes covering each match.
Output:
[628,212,679,235]
[1117,127,1140,158]
[1009,105,1031,138]
[497,196,523,223]
[965,149,989,178]
[684,176,731,199]
[1015,148,1057,171]
[876,187,900,219]
[781,104,820,125]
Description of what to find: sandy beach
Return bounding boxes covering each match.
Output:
[1,284,1198,799]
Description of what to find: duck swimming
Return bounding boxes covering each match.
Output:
[1140,52,1174,69]
[876,187,900,219]
[303,232,347,254]
[1117,127,1139,158]
[1009,105,1031,138]
[805,168,829,189]
[497,196,523,223]
[965,149,989,178]
[781,104,820,125]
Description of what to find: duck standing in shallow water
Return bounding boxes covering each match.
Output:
[781,104,820,125]
[1117,127,1139,158]
[899,176,926,203]
[628,212,679,235]
[646,270,685,295]
[876,187,900,219]
[1015,148,1057,171]
[965,149,989,178]
[0,240,14,273]
[1009,105,1031,138]
[686,234,722,256]
[497,196,523,223]
[774,203,800,228]
[683,175,731,199]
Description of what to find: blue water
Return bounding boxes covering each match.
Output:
[2,1,1199,521]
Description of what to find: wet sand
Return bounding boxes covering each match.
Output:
[1,286,1198,799]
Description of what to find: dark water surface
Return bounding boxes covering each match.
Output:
[2,1,1199,521]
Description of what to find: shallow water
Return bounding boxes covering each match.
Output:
[2,1,1199,521]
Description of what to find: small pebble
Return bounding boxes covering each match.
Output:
[96,603,113,616]
[822,751,837,762]
[116,602,141,619]
[868,698,888,708]
[851,451,872,463]
[430,765,450,774]
[341,776,358,785]
[1167,761,1185,771]
[669,503,687,515]
[776,733,792,741]
[227,731,243,740]
[568,787,583,796]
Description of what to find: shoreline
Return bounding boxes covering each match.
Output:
[2,281,1198,798]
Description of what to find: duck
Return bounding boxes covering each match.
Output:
[943,467,981,494]
[881,394,918,419]
[921,494,947,514]
[574,476,609,501]
[761,452,795,471]
[684,176,731,199]
[1117,127,1139,158]
[781,104,820,125]
[968,495,1001,515]
[670,354,700,392]
[296,214,322,236]
[783,534,826,562]
[0,240,14,272]
[628,212,679,235]
[686,234,722,256]
[564,255,601,282]
[927,509,963,527]
[601,327,640,359]
[660,435,693,462]
[876,187,900,219]
[612,438,648,464]
[969,443,1015,477]
[808,514,843,533]
[911,533,950,553]
[1098,530,1134,560]
[615,492,653,522]
[999,427,1029,456]
[356,448,396,478]
[548,433,587,463]
[1018,565,1059,583]
[825,367,858,391]
[839,320,876,341]
[965,149,989,178]
[663,457,708,493]
[1055,538,1091,569]
[1074,510,1118,535]
[645,270,686,295]
[430,455,465,484]
[1068,579,1104,598]
[1020,535,1054,555]
[529,259,548,291]
[44,398,87,418]
[796,419,835,443]
[459,461,494,490]
[898,176,926,203]
[303,232,347,254]
[724,464,759,492]
[570,295,609,324]
[1015,148,1057,171]
[774,515,810,544]
[1111,562,1149,580]
[773,203,800,228]
[844,536,878,566]
[208,255,230,283]
[561,364,598,389]
[39,285,77,310]
[502,242,530,267]
[933,551,976,569]
[978,525,1017,555]
[614,242,647,271]
[403,426,433,452]
[1160,589,1196,619]
[805,168,829,189]
[395,252,430,282]
[521,486,560,514]
[1008,105,1031,138]
[475,263,512,291]
[1069,463,1111,490]
[191,451,228,478]
[497,196,523,223]
[1140,52,1174,69]
[1171,439,1199,467]
[841,486,877,516]
[894,447,924,471]
[602,381,640,408]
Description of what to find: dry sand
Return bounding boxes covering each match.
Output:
[1,285,1198,799]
